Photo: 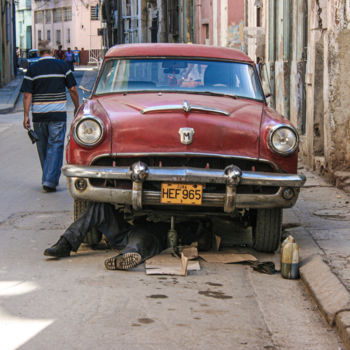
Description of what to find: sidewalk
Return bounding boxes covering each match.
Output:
[284,167,350,349]
[0,73,23,114]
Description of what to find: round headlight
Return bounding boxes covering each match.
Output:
[73,116,104,146]
[268,125,298,155]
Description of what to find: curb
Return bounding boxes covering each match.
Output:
[0,75,23,114]
[300,255,350,349]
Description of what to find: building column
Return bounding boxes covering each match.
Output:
[220,0,228,47]
[213,0,218,46]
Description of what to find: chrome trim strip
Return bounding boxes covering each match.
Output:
[62,164,306,187]
[141,100,230,116]
[90,152,281,171]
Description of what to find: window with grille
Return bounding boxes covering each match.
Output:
[34,11,44,24]
[122,0,138,43]
[90,5,99,20]
[64,7,72,21]
[45,10,51,24]
[56,29,61,44]
[53,8,63,23]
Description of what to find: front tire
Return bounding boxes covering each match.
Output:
[73,199,102,247]
[252,208,282,253]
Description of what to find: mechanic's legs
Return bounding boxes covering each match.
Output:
[44,203,129,257]
[104,225,166,270]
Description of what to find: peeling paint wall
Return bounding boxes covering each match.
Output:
[328,29,350,170]
[299,0,350,185]
[227,21,244,50]
[315,0,350,188]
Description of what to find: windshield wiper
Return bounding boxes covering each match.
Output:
[199,91,238,99]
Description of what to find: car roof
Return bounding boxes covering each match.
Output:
[105,43,253,63]
[29,49,38,52]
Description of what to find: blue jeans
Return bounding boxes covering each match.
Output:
[34,121,66,189]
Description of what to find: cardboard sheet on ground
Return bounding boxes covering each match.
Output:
[199,250,257,264]
[145,248,200,275]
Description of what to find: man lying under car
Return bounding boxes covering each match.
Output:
[44,202,212,270]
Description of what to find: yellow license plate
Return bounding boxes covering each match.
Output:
[161,183,203,205]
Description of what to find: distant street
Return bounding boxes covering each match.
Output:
[0,67,343,350]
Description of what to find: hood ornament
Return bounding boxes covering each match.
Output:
[183,100,191,112]
[179,127,195,145]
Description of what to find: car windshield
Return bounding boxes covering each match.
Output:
[94,58,264,101]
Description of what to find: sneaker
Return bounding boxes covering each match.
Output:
[104,252,142,270]
[42,186,56,193]
[44,236,71,257]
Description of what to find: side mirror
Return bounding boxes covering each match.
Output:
[79,85,91,93]
[78,85,92,102]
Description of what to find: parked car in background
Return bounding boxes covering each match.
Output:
[63,43,306,252]
[19,49,39,70]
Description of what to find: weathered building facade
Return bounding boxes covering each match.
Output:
[245,0,350,192]
[195,0,245,49]
[32,0,103,64]
[101,0,245,49]
[101,0,196,46]
[0,0,16,87]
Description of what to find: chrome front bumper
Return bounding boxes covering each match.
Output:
[62,162,306,213]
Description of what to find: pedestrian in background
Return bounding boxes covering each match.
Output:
[55,45,64,61]
[16,47,20,67]
[65,47,74,71]
[73,47,80,66]
[21,40,80,193]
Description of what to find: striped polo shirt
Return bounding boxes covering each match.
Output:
[21,56,77,122]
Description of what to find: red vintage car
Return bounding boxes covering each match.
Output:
[62,43,305,252]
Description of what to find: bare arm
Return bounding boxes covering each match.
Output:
[69,86,80,116]
[23,92,32,129]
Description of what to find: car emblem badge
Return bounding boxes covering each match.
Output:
[179,127,195,145]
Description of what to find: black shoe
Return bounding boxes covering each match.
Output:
[104,252,142,270]
[44,236,71,257]
[42,186,56,193]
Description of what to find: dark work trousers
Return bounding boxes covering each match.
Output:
[62,203,167,261]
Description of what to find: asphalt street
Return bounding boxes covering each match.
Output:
[0,67,344,349]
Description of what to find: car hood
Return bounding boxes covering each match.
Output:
[96,93,264,158]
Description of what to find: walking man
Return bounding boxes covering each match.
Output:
[21,40,80,192]
[64,47,74,71]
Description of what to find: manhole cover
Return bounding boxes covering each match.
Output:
[313,208,350,221]
[2,211,71,230]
